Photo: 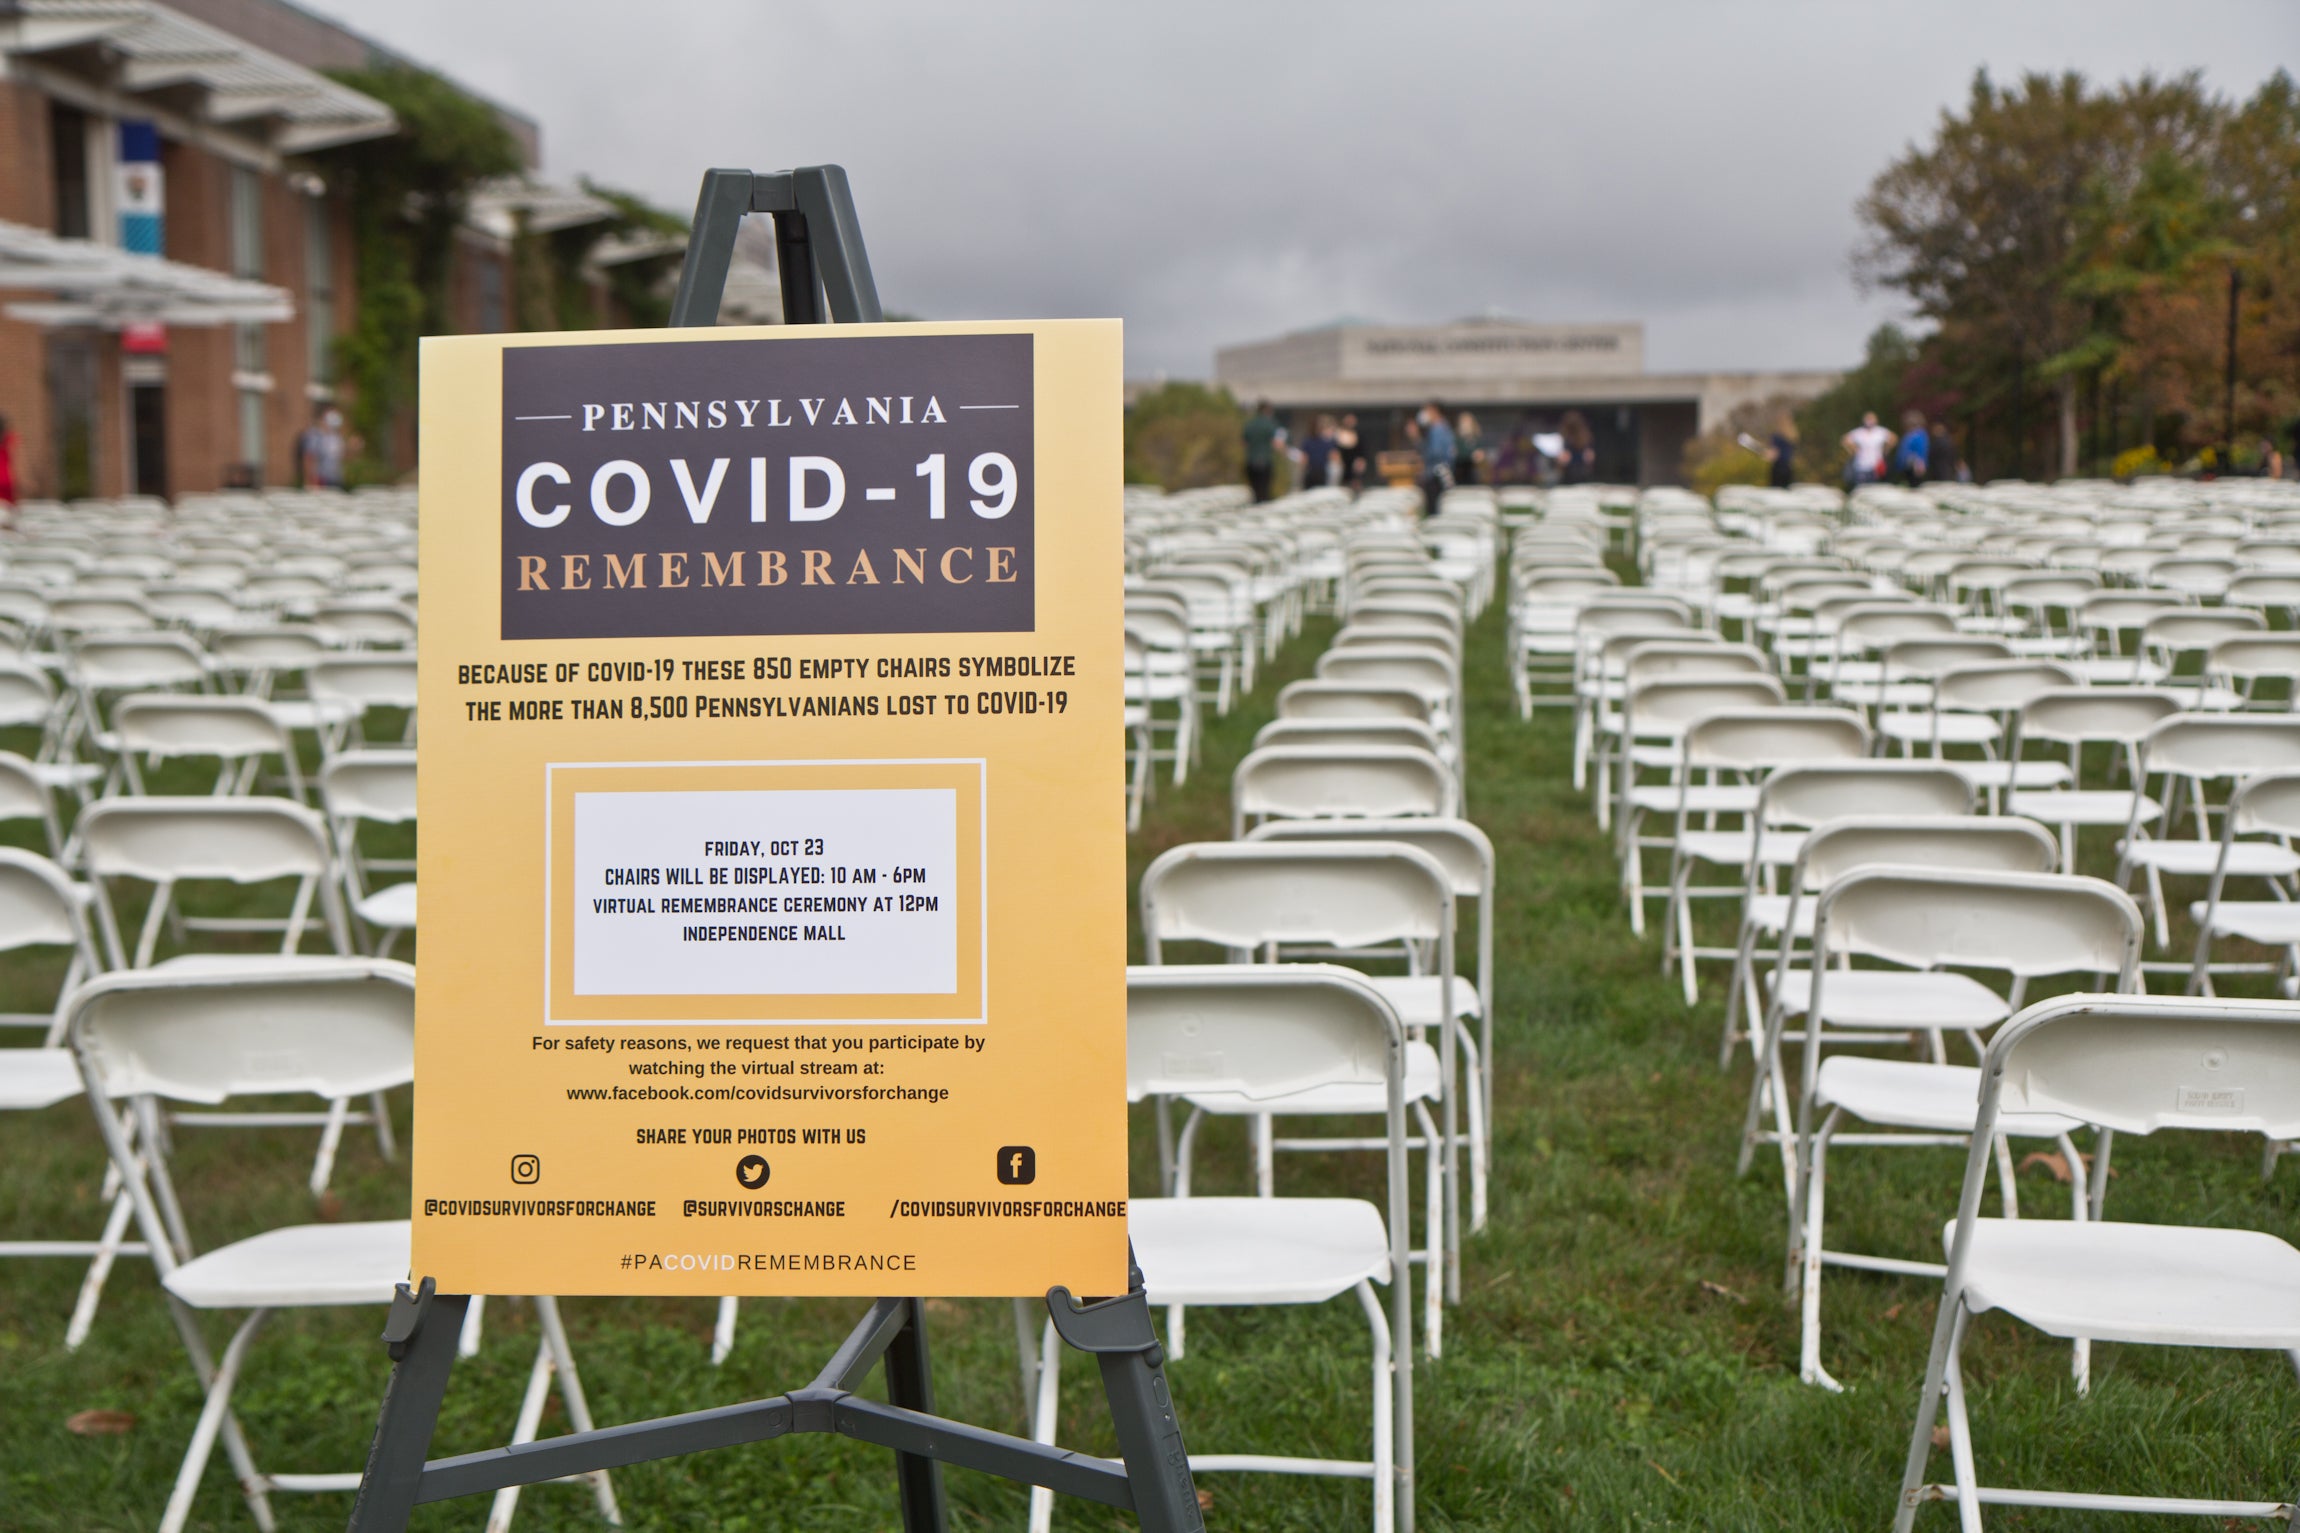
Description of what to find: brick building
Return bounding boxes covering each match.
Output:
[0,0,657,502]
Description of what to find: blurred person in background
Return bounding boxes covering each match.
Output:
[1336,412,1365,491]
[1558,410,1596,484]
[1241,398,1285,503]
[1295,413,1341,489]
[298,403,348,490]
[1895,408,1930,486]
[1928,417,1964,482]
[1765,412,1799,488]
[0,413,16,506]
[1842,410,1895,485]
[1454,409,1485,486]
[1415,401,1456,513]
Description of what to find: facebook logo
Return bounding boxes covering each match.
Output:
[995,1146,1036,1186]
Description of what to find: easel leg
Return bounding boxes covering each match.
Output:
[882,1296,949,1533]
[347,1281,470,1533]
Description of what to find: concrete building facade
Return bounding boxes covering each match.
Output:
[1215,318,1840,485]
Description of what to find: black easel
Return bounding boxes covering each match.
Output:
[344,165,1201,1533]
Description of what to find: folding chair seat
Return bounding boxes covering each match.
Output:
[1247,816,1497,1227]
[2116,713,2300,949]
[1027,966,1414,1533]
[65,963,619,1533]
[1714,764,1975,1059]
[1893,993,2300,1529]
[1778,868,2142,1389]
[108,694,307,801]
[320,750,416,957]
[1140,842,1470,1354]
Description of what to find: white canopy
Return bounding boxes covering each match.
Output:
[0,0,396,155]
[0,218,293,328]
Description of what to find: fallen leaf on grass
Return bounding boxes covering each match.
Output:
[316,1191,344,1222]
[1883,1303,1904,1321]
[1698,1279,1747,1305]
[1931,1426,1951,1449]
[924,1298,959,1318]
[1648,1459,1681,1486]
[67,1409,135,1436]
[2019,1150,2116,1184]
[1196,1488,1214,1512]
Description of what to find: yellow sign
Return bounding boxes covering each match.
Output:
[410,320,1128,1297]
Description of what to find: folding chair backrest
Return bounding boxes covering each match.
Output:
[1931,660,2081,714]
[70,633,208,691]
[111,694,287,759]
[80,797,333,884]
[2210,633,2300,684]
[1231,745,1454,833]
[2015,688,2181,746]
[320,750,417,825]
[1574,597,1695,638]
[1759,762,1973,829]
[1987,994,2300,1137]
[1680,707,1871,772]
[0,661,56,728]
[1882,636,2013,678]
[1796,815,2060,892]
[1126,964,1403,1102]
[310,656,420,709]
[0,847,95,957]
[67,961,415,1105]
[1620,642,1768,692]
[1834,605,1959,652]
[1140,841,1451,954]
[2227,769,2300,840]
[1253,718,1445,757]
[1314,648,1457,704]
[210,626,330,674]
[2139,714,2300,782]
[1274,681,1431,725]
[1625,677,1785,738]
[1815,867,2140,979]
[2144,609,2265,654]
[1245,815,1493,901]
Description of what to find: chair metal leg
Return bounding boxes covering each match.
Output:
[161,1308,272,1533]
[711,1295,739,1365]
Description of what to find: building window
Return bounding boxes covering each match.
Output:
[476,255,506,333]
[50,102,91,240]
[238,388,267,480]
[230,165,267,377]
[305,197,335,386]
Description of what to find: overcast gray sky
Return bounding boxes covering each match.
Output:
[319,0,2295,379]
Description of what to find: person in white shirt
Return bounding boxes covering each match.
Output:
[1842,411,1897,486]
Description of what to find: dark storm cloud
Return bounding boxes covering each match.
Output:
[317,0,2294,377]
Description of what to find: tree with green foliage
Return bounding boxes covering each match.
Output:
[1856,68,2300,480]
[1125,382,1250,491]
[312,64,524,480]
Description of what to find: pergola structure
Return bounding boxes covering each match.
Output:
[0,216,291,328]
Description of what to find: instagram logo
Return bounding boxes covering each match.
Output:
[509,1153,542,1185]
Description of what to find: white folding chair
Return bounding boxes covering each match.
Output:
[1140,840,1466,1354]
[1784,868,2141,1390]
[1714,764,1975,1063]
[0,847,135,1348]
[65,963,619,1533]
[1247,816,1497,1228]
[1022,966,1413,1533]
[2116,714,2300,950]
[1893,992,2300,1529]
[319,750,417,958]
[2002,688,2181,870]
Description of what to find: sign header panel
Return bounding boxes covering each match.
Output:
[412,320,1127,1297]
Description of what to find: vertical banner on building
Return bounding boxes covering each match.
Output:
[116,121,163,254]
[411,321,1128,1298]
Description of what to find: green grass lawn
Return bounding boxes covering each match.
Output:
[3,603,2298,1530]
